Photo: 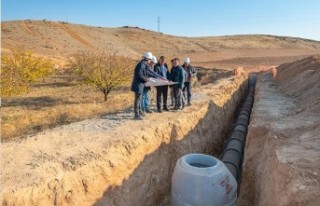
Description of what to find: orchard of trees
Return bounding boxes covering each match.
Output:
[68,51,133,101]
[1,49,133,102]
[1,48,54,96]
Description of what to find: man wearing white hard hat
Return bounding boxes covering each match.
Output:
[131,52,152,120]
[141,56,163,113]
[182,57,197,106]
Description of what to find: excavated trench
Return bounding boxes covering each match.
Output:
[1,75,252,206]
[4,59,318,206]
[220,74,256,182]
[92,76,252,206]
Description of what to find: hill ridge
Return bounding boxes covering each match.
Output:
[2,20,320,64]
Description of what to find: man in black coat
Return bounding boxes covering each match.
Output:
[154,56,170,112]
[131,52,152,120]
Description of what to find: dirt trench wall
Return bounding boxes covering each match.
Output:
[239,64,320,206]
[237,123,286,206]
[1,76,247,206]
[238,74,285,206]
[93,77,248,206]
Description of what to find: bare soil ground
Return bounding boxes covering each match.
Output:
[2,20,320,206]
[1,71,133,141]
[3,20,320,141]
[2,20,320,66]
[239,56,320,206]
[1,75,247,205]
[1,66,233,141]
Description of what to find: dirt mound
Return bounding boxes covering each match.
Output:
[276,55,320,113]
[196,66,234,84]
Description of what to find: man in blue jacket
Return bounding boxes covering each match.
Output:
[171,58,185,110]
[154,56,170,112]
[131,52,152,120]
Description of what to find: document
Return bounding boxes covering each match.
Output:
[145,78,177,87]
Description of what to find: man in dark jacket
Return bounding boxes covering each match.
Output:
[169,59,175,107]
[182,57,197,106]
[171,58,185,110]
[142,56,163,113]
[154,56,170,112]
[131,52,152,120]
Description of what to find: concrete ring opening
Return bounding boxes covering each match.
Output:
[182,153,217,168]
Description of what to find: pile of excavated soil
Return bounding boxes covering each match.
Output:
[239,56,320,206]
[1,75,247,206]
[277,55,320,113]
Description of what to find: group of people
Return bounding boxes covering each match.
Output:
[131,52,197,120]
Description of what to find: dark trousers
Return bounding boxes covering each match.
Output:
[170,86,175,106]
[173,86,183,109]
[183,82,192,104]
[134,92,143,116]
[156,85,168,110]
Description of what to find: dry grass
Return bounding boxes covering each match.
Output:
[1,72,133,141]
[1,65,232,141]
[2,20,320,66]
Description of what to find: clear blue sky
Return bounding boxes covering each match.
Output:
[2,0,320,40]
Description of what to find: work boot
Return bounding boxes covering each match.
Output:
[146,109,153,113]
[187,102,192,106]
[157,109,163,113]
[163,107,170,111]
[134,115,143,120]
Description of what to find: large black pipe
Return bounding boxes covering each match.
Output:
[220,74,257,181]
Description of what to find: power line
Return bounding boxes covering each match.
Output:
[157,16,160,33]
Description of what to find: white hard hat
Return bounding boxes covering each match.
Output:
[184,57,190,64]
[143,52,153,60]
[152,56,158,64]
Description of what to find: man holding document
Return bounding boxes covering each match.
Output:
[154,56,170,112]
